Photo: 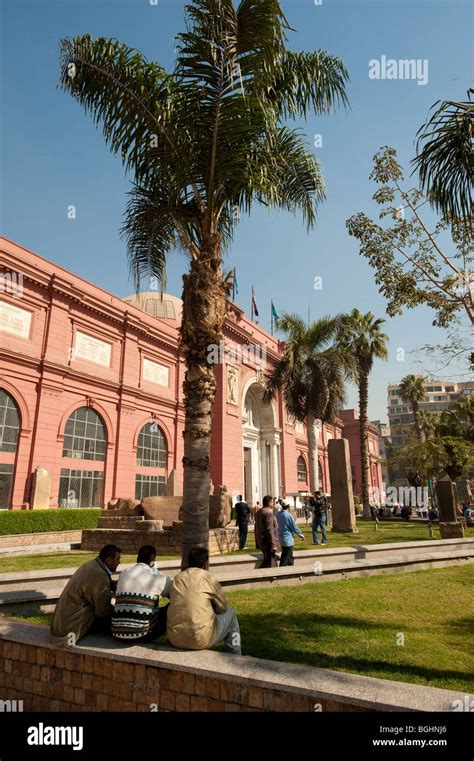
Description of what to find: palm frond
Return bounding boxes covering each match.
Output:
[413,99,473,220]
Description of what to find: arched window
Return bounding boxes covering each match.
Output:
[297,455,307,483]
[135,422,167,500]
[62,407,106,461]
[0,390,20,509]
[136,423,167,468]
[0,390,20,453]
[59,407,106,507]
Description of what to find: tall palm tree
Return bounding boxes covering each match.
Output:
[413,97,473,222]
[264,314,348,491]
[337,310,388,516]
[58,0,349,565]
[399,375,426,441]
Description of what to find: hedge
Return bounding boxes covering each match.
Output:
[0,509,101,536]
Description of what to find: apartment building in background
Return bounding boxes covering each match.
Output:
[387,377,474,449]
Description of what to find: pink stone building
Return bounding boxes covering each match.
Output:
[0,237,380,510]
[339,409,383,501]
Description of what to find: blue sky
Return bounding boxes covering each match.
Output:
[1,0,472,420]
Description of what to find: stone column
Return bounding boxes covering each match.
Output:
[271,443,280,499]
[436,470,464,539]
[328,439,357,533]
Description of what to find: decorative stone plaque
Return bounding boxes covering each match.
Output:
[74,331,111,367]
[143,358,169,386]
[0,301,32,339]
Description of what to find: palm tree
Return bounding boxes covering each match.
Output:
[263,313,348,492]
[399,375,426,441]
[438,395,474,443]
[418,409,440,441]
[59,0,349,565]
[337,310,388,516]
[413,97,473,222]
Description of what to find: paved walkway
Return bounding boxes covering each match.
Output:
[0,538,472,611]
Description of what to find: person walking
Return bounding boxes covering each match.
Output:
[255,495,279,567]
[234,495,251,550]
[310,490,328,545]
[276,500,305,566]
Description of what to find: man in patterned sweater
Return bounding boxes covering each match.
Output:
[112,545,172,642]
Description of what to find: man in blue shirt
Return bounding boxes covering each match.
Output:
[276,500,305,566]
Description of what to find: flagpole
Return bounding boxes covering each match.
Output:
[271,302,274,336]
[232,268,236,302]
[251,287,254,321]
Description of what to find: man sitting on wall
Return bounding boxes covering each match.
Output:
[112,544,172,642]
[50,544,121,648]
[167,547,241,655]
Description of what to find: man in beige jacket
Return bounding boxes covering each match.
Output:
[167,547,241,655]
[50,544,121,647]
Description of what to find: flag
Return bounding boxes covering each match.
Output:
[252,287,259,318]
[234,268,240,295]
[271,301,280,321]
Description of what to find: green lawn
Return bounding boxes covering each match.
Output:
[6,565,473,693]
[0,520,472,574]
[227,565,474,693]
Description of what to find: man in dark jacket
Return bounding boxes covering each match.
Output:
[50,544,121,647]
[310,491,328,545]
[234,495,251,550]
[255,495,279,567]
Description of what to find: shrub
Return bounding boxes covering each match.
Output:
[0,508,101,536]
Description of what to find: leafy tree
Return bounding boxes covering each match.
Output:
[438,395,474,443]
[346,147,473,332]
[337,309,388,515]
[392,436,474,483]
[264,313,348,491]
[391,395,474,483]
[59,0,349,565]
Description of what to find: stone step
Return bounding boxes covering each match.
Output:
[0,537,472,588]
[0,545,472,607]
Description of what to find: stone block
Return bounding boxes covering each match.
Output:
[30,467,51,510]
[209,489,232,528]
[164,469,182,497]
[328,439,357,532]
[439,521,465,539]
[436,471,458,523]
[141,496,182,525]
[140,520,165,533]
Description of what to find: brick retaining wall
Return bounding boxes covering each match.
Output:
[0,621,470,713]
[81,527,239,555]
[0,531,82,549]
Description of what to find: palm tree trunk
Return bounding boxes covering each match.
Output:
[412,400,422,441]
[307,412,319,493]
[179,239,227,569]
[358,367,371,517]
